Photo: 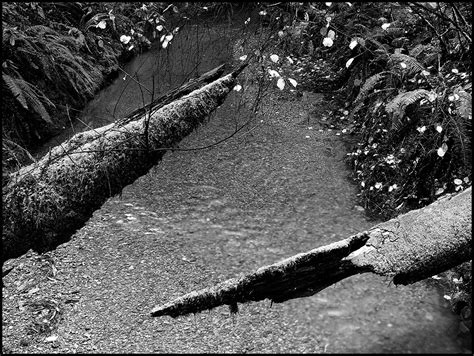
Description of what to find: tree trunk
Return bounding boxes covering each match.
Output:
[150,187,471,318]
[2,63,247,264]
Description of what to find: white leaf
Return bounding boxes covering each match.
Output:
[173,27,179,34]
[120,35,131,44]
[270,54,279,63]
[97,20,107,29]
[165,34,173,42]
[381,23,391,30]
[128,44,134,51]
[286,56,294,64]
[345,58,354,68]
[45,335,58,343]
[268,69,280,78]
[233,84,242,92]
[322,37,333,47]
[325,2,332,6]
[288,78,297,87]
[276,78,285,90]
[162,40,169,49]
[422,70,430,76]
[451,68,459,74]
[156,25,163,31]
[349,39,358,50]
[239,55,248,61]
[327,30,335,40]
[454,178,463,185]
[435,187,444,195]
[437,143,448,157]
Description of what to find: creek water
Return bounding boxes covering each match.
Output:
[20,11,469,354]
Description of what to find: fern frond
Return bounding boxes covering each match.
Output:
[385,89,431,121]
[389,53,425,76]
[2,73,28,109]
[355,72,390,104]
[16,79,54,124]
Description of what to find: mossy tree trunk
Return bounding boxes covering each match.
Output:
[151,187,471,318]
[2,63,246,264]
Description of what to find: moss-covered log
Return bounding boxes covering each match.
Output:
[2,63,247,264]
[151,187,471,318]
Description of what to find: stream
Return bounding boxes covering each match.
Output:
[4,11,468,353]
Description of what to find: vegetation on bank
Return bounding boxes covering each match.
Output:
[253,1,471,342]
[2,1,471,345]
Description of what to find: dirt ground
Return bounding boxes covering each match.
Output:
[2,79,469,352]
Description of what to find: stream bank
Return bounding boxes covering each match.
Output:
[2,11,469,354]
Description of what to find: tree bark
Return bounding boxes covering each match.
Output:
[2,63,247,264]
[150,187,471,318]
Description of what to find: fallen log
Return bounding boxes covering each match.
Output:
[2,62,247,264]
[150,187,471,318]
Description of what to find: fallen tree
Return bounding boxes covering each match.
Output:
[151,187,472,318]
[2,62,247,264]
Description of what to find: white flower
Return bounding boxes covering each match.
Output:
[381,23,391,30]
[400,62,407,69]
[96,20,107,29]
[287,56,294,64]
[454,178,463,185]
[322,37,333,47]
[325,2,332,6]
[448,95,455,101]
[278,31,285,38]
[276,78,285,90]
[388,184,398,192]
[259,10,267,16]
[239,55,248,61]
[156,25,163,31]
[120,35,131,44]
[268,69,280,78]
[451,68,459,74]
[288,78,297,87]
[375,182,383,189]
[233,84,242,92]
[422,70,430,76]
[437,143,448,157]
[244,17,250,25]
[349,39,358,50]
[435,125,443,133]
[270,54,279,63]
[417,126,426,133]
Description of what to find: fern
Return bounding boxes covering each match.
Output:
[2,72,54,124]
[385,89,431,123]
[2,73,28,109]
[355,72,390,103]
[389,53,425,76]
